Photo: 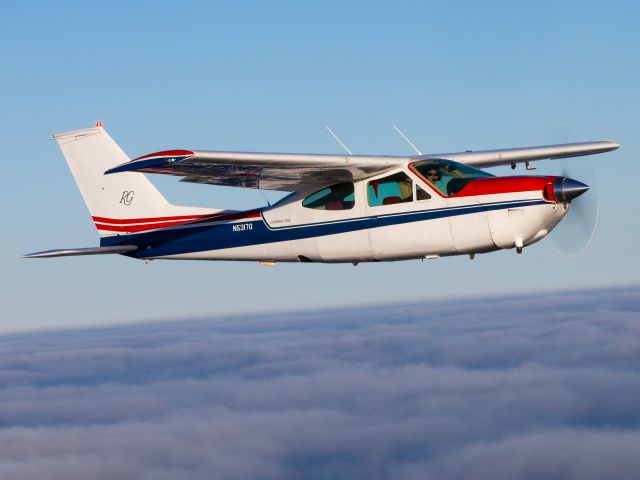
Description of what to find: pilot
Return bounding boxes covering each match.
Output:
[424,166,450,193]
[425,168,441,183]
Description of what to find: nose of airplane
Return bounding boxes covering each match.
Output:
[553,176,590,203]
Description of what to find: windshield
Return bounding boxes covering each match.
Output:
[411,159,494,196]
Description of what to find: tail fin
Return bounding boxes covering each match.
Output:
[54,126,216,237]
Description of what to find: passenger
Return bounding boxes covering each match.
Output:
[398,176,413,201]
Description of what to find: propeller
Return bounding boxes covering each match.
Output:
[542,126,600,258]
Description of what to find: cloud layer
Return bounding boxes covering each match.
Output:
[0,287,639,479]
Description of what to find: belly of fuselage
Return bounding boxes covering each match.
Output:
[146,206,486,262]
[142,196,561,263]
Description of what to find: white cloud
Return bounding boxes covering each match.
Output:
[0,287,638,479]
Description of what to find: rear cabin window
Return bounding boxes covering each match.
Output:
[367,172,413,207]
[302,182,355,210]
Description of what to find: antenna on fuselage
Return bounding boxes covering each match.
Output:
[325,127,353,155]
[393,126,422,155]
[258,189,272,208]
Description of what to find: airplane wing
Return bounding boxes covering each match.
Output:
[105,150,407,192]
[105,141,618,192]
[429,140,619,168]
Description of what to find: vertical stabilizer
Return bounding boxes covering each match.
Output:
[53,126,216,237]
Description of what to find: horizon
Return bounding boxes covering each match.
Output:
[0,283,637,336]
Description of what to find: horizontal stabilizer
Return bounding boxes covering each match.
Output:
[21,245,137,259]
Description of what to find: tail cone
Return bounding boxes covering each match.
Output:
[553,177,589,203]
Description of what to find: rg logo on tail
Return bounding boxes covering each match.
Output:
[120,191,135,206]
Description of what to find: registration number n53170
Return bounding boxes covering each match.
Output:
[232,223,253,232]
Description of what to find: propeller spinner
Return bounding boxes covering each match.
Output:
[553,177,590,203]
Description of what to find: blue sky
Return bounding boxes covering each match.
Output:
[1,1,639,332]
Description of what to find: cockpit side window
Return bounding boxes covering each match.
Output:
[302,182,355,210]
[411,159,494,196]
[367,172,413,207]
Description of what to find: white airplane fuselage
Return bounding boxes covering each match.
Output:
[109,166,569,263]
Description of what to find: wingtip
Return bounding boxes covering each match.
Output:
[19,252,49,259]
[105,150,194,175]
[593,140,620,152]
[103,165,123,175]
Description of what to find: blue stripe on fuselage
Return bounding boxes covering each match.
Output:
[101,199,547,257]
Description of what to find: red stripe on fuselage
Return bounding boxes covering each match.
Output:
[449,176,556,198]
[93,210,261,232]
[95,220,196,232]
[92,214,213,225]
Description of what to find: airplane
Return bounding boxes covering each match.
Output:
[22,124,619,264]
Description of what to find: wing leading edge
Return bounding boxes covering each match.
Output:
[105,141,619,192]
